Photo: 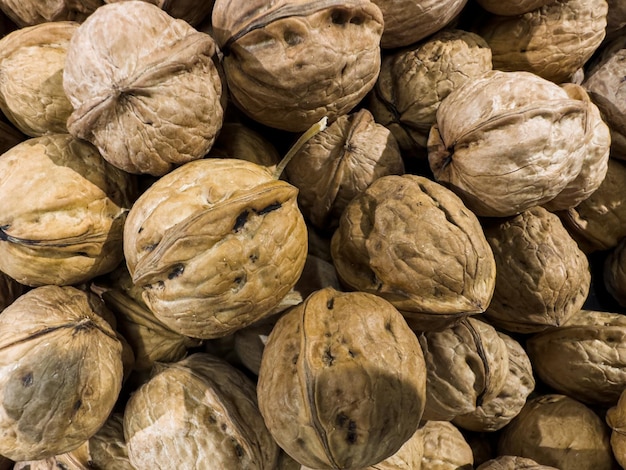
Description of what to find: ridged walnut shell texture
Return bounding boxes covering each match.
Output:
[0,286,123,462]
[482,206,591,333]
[0,21,77,137]
[0,134,136,287]
[474,0,608,84]
[418,420,474,470]
[257,288,427,469]
[428,70,592,217]
[497,394,615,470]
[368,29,492,156]
[123,158,308,339]
[331,174,496,331]
[124,353,279,469]
[606,388,626,469]
[527,310,626,406]
[0,0,102,26]
[63,1,224,176]
[371,0,467,48]
[211,0,383,132]
[476,456,559,470]
[285,108,404,232]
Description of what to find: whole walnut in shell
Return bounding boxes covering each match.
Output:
[473,0,608,84]
[63,1,224,176]
[476,456,559,470]
[0,286,124,461]
[0,0,102,26]
[418,420,474,470]
[285,108,404,232]
[211,0,383,132]
[606,388,626,469]
[331,174,496,331]
[498,394,615,470]
[123,158,308,339]
[124,352,279,469]
[257,287,427,469]
[482,206,591,333]
[419,317,509,422]
[0,134,136,287]
[428,70,599,217]
[0,21,77,137]
[369,29,492,156]
[527,309,626,406]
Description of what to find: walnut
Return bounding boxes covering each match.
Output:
[477,456,559,470]
[369,29,492,156]
[498,394,615,470]
[331,174,496,331]
[606,388,626,469]
[607,0,626,33]
[473,0,608,83]
[0,286,124,461]
[208,121,280,168]
[124,352,279,469]
[0,134,136,287]
[257,287,427,469]
[0,21,77,137]
[211,0,383,132]
[0,0,102,26]
[285,108,404,232]
[481,206,591,333]
[63,1,224,176]
[428,71,598,217]
[474,0,554,16]
[104,0,214,26]
[419,421,474,470]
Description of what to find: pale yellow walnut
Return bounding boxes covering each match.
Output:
[418,421,473,470]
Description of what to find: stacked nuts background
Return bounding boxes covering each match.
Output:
[1,0,626,468]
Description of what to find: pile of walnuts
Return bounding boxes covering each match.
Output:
[0,0,626,469]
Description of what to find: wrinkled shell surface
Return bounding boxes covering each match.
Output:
[0,134,135,287]
[419,317,510,422]
[0,286,123,461]
[331,174,496,331]
[476,456,559,470]
[369,29,492,156]
[498,394,615,470]
[453,332,535,432]
[482,206,591,333]
[371,0,467,48]
[419,420,474,470]
[285,108,404,231]
[428,70,590,217]
[63,1,224,176]
[123,158,308,339]
[104,0,214,26]
[606,388,626,469]
[527,309,626,406]
[212,0,383,132]
[0,0,102,26]
[475,0,554,16]
[257,287,427,469]
[474,0,608,83]
[124,353,279,469]
[0,21,76,137]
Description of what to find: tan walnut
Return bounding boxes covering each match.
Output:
[606,388,626,469]
[0,0,102,26]
[477,456,559,470]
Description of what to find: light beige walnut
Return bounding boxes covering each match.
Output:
[124,353,279,469]
[331,174,496,331]
[257,288,427,469]
[104,0,214,26]
[63,1,224,176]
[482,206,591,333]
[0,134,136,287]
[474,0,608,84]
[498,394,615,470]
[0,21,77,137]
[0,286,124,461]
[476,456,559,470]
[428,70,592,217]
[606,388,626,469]
[418,421,473,470]
[0,0,102,26]
[211,0,383,132]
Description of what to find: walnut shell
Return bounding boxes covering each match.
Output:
[211,0,383,132]
[453,332,535,432]
[124,352,279,469]
[104,0,214,26]
[474,0,554,16]
[369,29,492,156]
[371,0,467,48]
[0,271,23,312]
[123,158,308,339]
[285,108,404,232]
[606,388,626,469]
[0,0,102,26]
[419,317,510,422]
[0,286,123,461]
[0,134,136,287]
[607,0,626,33]
[257,287,427,469]
[476,456,559,470]
[428,70,591,217]
[0,21,77,137]
[63,1,224,176]
[482,206,591,333]
[419,421,474,470]
[331,174,496,331]
[526,309,626,406]
[208,122,280,168]
[497,394,615,470]
[474,0,608,84]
